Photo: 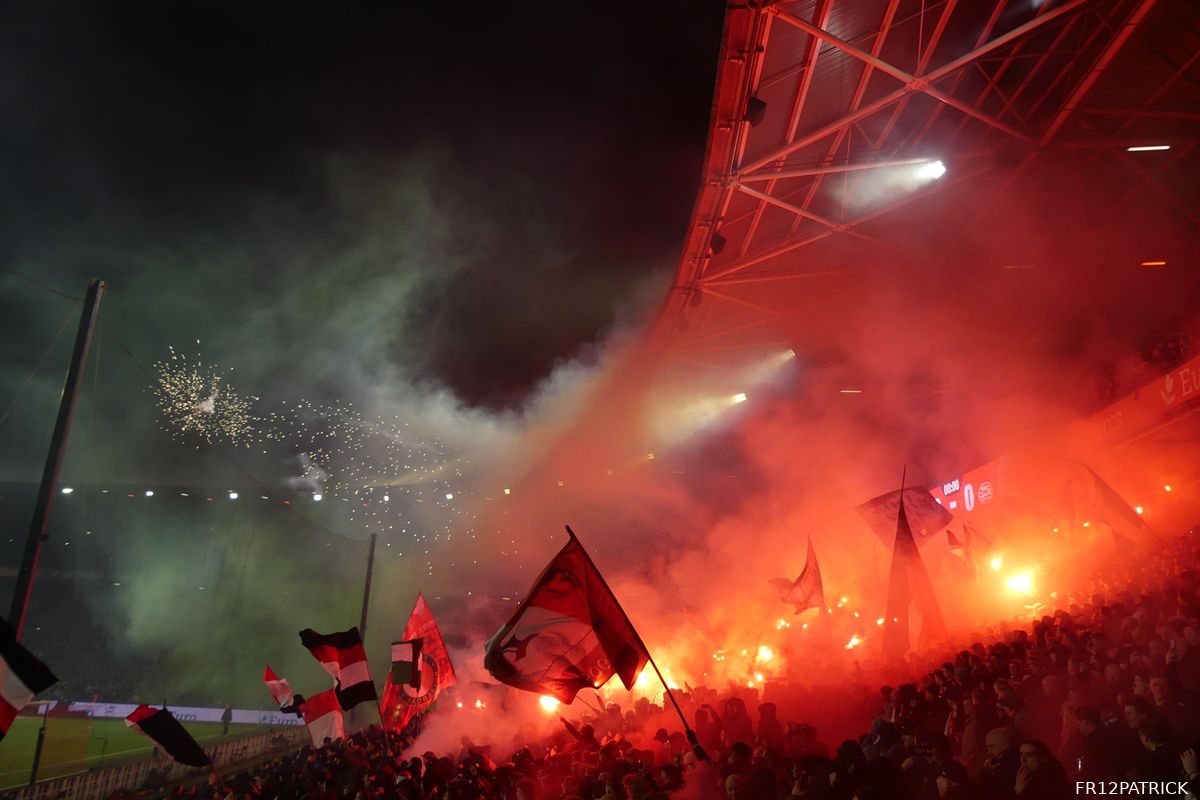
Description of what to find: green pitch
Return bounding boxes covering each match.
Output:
[0,717,274,789]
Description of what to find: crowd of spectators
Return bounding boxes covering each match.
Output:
[119,527,1200,800]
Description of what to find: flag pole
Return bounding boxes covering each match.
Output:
[564,526,709,761]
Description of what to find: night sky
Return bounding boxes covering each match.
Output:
[0,1,724,433]
[0,1,729,702]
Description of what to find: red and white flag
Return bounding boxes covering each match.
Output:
[300,689,345,746]
[380,594,457,732]
[263,664,294,709]
[298,627,378,713]
[0,619,57,740]
[484,529,648,704]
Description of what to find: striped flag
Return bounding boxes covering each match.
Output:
[0,618,58,741]
[298,627,378,713]
[391,639,423,690]
[125,705,210,767]
[300,689,344,746]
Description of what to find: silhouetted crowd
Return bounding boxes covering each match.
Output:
[120,527,1200,800]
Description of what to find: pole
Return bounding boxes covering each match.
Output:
[564,526,710,761]
[359,533,377,638]
[356,534,392,754]
[27,704,49,785]
[9,279,105,639]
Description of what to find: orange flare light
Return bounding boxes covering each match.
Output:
[539,696,560,712]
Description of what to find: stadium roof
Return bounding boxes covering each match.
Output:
[646,0,1200,371]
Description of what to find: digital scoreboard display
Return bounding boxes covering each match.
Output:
[930,461,1000,514]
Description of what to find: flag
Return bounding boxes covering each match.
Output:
[1078,464,1155,547]
[300,689,344,746]
[263,665,294,709]
[858,487,953,548]
[483,530,649,704]
[124,705,210,767]
[963,521,992,551]
[0,618,58,741]
[380,594,457,732]
[768,538,825,615]
[391,639,423,689]
[882,492,947,664]
[298,627,378,713]
[946,527,976,578]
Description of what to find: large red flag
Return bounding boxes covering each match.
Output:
[483,531,649,704]
[380,594,457,732]
[882,493,946,664]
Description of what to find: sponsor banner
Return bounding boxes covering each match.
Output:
[33,702,302,726]
[1090,353,1200,443]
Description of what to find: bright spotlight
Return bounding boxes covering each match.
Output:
[733,393,748,403]
[756,645,774,662]
[145,490,155,497]
[313,493,323,502]
[1005,573,1034,595]
[445,492,454,500]
[228,491,238,500]
[1135,506,1143,515]
[61,487,74,495]
[539,696,560,713]
[917,160,946,180]
[1164,485,1172,492]
[990,556,1003,571]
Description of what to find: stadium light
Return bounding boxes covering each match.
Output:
[145,490,154,497]
[383,494,390,502]
[445,493,454,500]
[916,160,946,180]
[228,491,238,500]
[313,493,323,501]
[61,487,73,495]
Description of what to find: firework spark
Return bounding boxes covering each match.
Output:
[152,347,259,446]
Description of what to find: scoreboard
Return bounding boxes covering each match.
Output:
[930,460,1001,514]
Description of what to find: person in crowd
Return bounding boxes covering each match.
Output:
[1014,741,1069,800]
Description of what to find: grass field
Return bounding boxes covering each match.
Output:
[0,717,273,789]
